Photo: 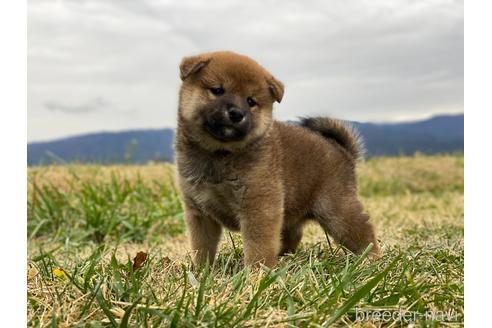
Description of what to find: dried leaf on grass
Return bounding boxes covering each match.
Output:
[132,251,148,271]
[52,268,67,279]
[27,264,38,280]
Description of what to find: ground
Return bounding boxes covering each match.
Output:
[27,154,464,327]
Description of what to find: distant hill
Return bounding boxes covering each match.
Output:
[353,114,464,157]
[28,129,174,165]
[27,114,463,165]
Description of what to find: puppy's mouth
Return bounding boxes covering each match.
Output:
[203,121,248,142]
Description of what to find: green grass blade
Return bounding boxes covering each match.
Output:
[326,254,403,326]
[119,297,142,328]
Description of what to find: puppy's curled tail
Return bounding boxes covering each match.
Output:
[299,117,364,161]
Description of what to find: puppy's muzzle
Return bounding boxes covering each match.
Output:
[204,104,251,142]
[227,107,245,124]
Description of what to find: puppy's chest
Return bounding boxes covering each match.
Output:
[193,179,246,211]
[182,160,247,229]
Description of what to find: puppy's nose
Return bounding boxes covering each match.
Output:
[227,107,245,124]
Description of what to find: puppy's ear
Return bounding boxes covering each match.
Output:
[179,55,211,80]
[268,76,284,103]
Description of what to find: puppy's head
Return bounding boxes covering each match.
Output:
[178,51,284,152]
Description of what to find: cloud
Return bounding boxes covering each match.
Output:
[27,0,463,141]
[44,97,108,114]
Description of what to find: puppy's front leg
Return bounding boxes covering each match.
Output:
[240,201,283,267]
[184,204,222,266]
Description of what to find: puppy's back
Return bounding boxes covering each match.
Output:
[273,121,358,211]
[274,121,357,169]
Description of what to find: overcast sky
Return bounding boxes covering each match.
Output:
[28,0,463,142]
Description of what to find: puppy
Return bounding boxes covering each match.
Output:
[175,51,380,267]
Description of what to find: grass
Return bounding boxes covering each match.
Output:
[27,154,464,327]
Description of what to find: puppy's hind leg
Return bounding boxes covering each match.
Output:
[279,220,305,255]
[313,196,380,258]
[184,204,223,266]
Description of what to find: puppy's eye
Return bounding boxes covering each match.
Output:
[247,97,257,107]
[210,87,225,96]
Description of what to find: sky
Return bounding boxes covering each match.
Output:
[28,0,463,142]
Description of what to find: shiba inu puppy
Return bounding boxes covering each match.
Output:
[175,51,380,267]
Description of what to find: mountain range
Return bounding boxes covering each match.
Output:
[27,114,463,165]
